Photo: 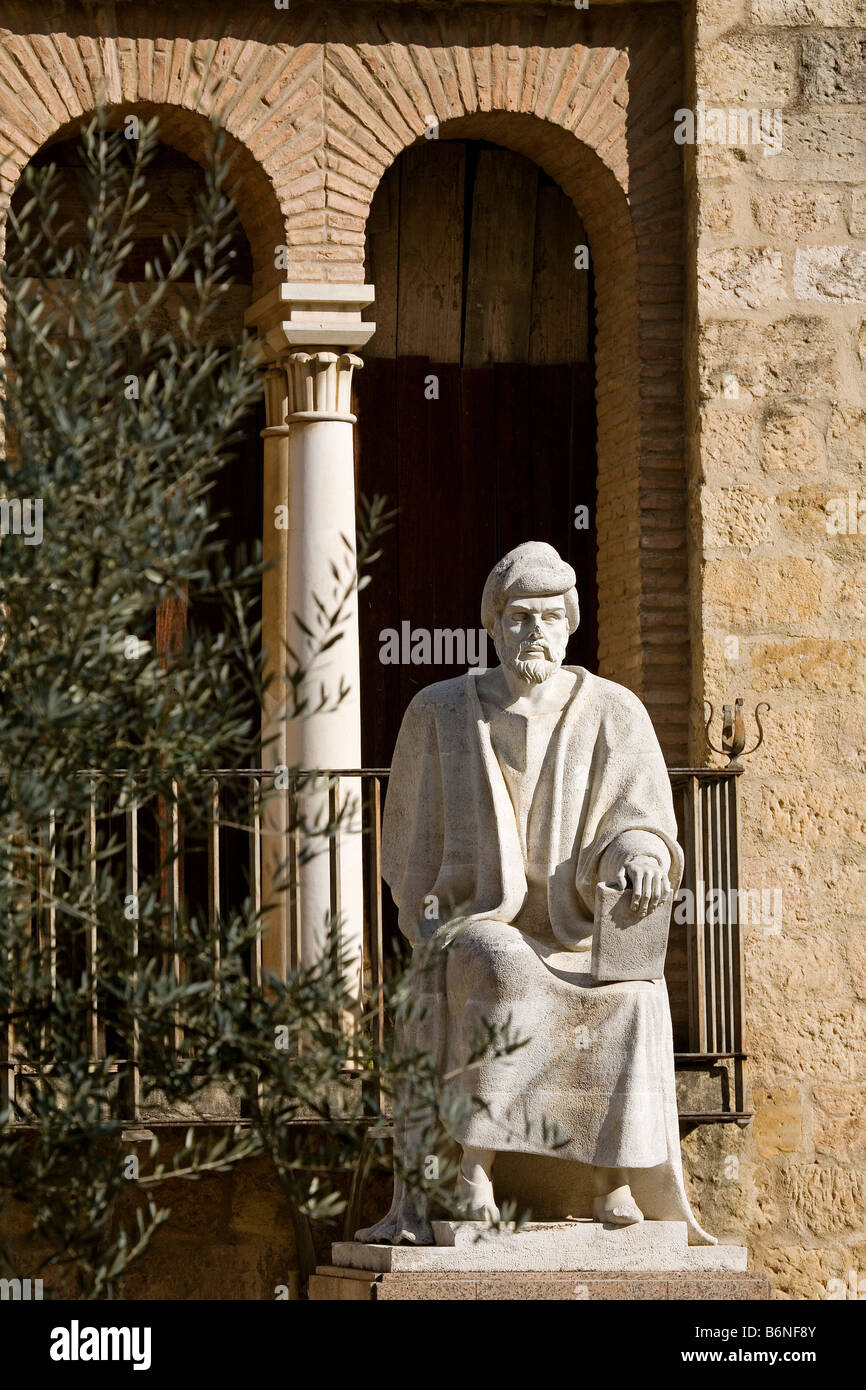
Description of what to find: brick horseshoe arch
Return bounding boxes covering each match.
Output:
[13,103,287,291]
[376,110,646,737]
[0,105,285,299]
[311,5,688,755]
[322,13,689,754]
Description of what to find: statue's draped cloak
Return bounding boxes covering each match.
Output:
[382,667,716,1246]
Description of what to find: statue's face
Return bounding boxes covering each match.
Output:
[494,595,570,685]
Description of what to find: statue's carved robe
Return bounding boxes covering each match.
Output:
[382,666,715,1245]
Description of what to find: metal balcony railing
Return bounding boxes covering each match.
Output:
[669,768,749,1125]
[2,767,748,1125]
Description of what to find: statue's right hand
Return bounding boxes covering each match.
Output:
[616,855,670,915]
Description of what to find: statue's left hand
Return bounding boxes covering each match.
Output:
[617,855,670,915]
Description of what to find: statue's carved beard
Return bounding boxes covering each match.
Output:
[495,634,567,686]
[513,653,556,685]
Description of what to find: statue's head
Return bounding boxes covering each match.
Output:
[481,542,580,685]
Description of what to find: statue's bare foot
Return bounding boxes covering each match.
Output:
[354,1210,434,1245]
[593,1184,644,1227]
[456,1163,501,1222]
[354,1184,434,1246]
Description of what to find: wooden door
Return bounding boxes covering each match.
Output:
[354,141,598,768]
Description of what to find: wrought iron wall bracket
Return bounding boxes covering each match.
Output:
[705,697,769,768]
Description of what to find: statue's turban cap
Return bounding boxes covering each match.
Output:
[481,541,580,636]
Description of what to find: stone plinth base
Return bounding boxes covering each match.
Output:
[330,1219,748,1274]
[309,1266,771,1301]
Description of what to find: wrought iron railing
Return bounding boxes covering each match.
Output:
[2,767,748,1124]
[669,769,749,1124]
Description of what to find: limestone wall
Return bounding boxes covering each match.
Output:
[683,0,866,1298]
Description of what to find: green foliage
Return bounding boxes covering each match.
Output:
[0,114,525,1300]
[0,110,267,1297]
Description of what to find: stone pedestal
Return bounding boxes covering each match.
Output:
[332,1220,746,1273]
[309,1267,771,1301]
[310,1220,769,1300]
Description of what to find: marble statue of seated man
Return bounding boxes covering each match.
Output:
[356,541,714,1247]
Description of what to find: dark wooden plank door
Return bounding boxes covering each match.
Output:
[356,357,596,769]
[355,140,597,770]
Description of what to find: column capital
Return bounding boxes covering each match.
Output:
[244,281,376,364]
[283,350,363,423]
[260,364,289,434]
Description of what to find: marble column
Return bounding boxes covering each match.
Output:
[245,285,375,994]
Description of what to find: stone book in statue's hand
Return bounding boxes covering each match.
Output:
[590,881,674,983]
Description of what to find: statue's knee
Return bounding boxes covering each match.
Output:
[446,920,527,998]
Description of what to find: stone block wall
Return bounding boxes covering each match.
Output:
[683,0,866,1298]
